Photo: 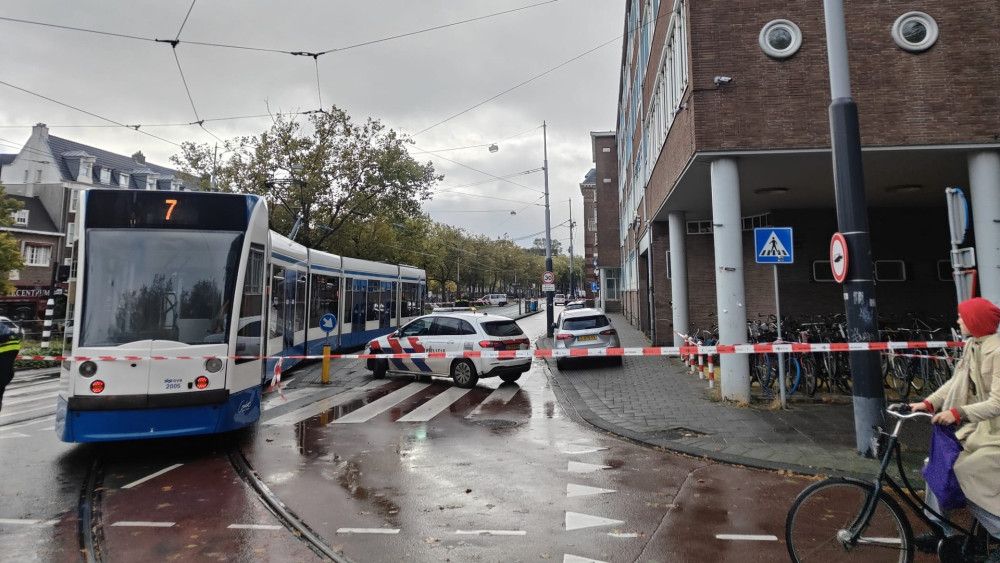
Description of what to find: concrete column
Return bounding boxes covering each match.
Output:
[668,211,689,347]
[710,158,750,402]
[968,151,1000,305]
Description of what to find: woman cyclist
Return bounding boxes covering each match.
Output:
[909,297,1000,557]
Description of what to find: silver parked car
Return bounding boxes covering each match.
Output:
[553,308,622,369]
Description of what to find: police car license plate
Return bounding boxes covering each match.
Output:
[577,335,597,342]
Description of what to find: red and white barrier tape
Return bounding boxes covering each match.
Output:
[19,340,965,362]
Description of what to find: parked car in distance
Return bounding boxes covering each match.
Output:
[553,308,621,370]
[564,300,586,311]
[554,294,567,306]
[481,293,508,306]
[366,312,531,388]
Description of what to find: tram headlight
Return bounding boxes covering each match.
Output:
[204,357,224,373]
[79,361,97,377]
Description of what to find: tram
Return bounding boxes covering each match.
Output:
[56,189,425,442]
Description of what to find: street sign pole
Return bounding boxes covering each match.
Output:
[773,265,786,409]
[946,187,976,303]
[543,121,554,337]
[823,0,885,456]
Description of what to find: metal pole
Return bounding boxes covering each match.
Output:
[822,0,885,455]
[774,265,786,409]
[568,199,575,299]
[544,121,554,337]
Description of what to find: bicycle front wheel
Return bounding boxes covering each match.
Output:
[786,477,913,563]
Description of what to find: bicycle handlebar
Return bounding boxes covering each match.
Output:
[886,404,933,420]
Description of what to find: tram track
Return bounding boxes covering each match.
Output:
[228,447,353,563]
[78,457,105,563]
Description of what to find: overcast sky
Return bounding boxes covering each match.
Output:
[0,0,623,252]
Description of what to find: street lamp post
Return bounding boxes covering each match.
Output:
[543,122,554,337]
[822,0,885,455]
[568,199,575,299]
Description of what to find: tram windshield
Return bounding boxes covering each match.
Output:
[80,229,244,347]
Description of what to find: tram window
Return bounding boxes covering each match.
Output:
[342,277,353,332]
[309,274,340,329]
[235,246,265,358]
[294,273,307,332]
[270,266,286,339]
[350,278,367,332]
[380,281,395,328]
[367,279,381,322]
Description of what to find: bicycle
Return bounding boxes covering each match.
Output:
[786,405,997,562]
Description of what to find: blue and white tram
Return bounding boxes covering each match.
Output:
[57,189,425,442]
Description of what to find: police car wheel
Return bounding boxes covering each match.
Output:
[451,359,478,388]
[373,359,387,379]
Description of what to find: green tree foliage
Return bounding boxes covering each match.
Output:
[0,184,24,294]
[170,107,440,251]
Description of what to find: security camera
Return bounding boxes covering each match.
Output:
[713,76,734,86]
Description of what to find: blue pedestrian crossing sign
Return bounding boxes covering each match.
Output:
[754,227,794,264]
[319,313,337,334]
[591,281,599,292]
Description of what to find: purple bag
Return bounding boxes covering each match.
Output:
[923,425,967,511]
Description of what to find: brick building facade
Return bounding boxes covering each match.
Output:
[609,0,1000,401]
[591,132,622,313]
[579,168,597,301]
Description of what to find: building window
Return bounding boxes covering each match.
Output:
[22,170,29,184]
[34,170,42,183]
[875,260,907,282]
[66,222,75,246]
[119,173,129,188]
[100,168,111,184]
[759,20,802,59]
[69,191,78,213]
[12,209,29,225]
[892,12,938,52]
[741,213,772,231]
[23,244,51,267]
[686,219,713,235]
[587,217,597,232]
[146,177,155,190]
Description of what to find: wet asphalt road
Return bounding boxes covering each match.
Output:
[0,309,901,562]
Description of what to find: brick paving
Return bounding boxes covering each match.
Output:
[544,312,930,478]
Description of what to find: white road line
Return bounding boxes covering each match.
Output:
[565,512,624,531]
[564,555,607,563]
[333,382,430,424]
[561,447,609,455]
[336,528,400,534]
[566,483,616,498]
[715,534,779,541]
[262,387,321,411]
[121,463,183,489]
[0,518,41,525]
[567,461,610,473]
[5,382,59,398]
[397,387,471,422]
[227,524,283,530]
[0,404,53,419]
[0,432,30,439]
[0,415,55,432]
[263,381,390,426]
[110,521,176,528]
[466,385,519,418]
[454,530,527,536]
[608,532,639,538]
[4,391,58,407]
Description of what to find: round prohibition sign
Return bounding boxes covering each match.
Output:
[542,271,555,284]
[830,232,849,283]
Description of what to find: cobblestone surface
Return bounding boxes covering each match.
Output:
[544,312,930,478]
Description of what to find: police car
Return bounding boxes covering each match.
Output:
[366,312,532,388]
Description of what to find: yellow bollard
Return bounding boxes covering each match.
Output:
[321,344,331,384]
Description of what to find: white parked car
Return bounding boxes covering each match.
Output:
[481,293,508,306]
[553,294,567,306]
[366,312,531,388]
[553,308,622,369]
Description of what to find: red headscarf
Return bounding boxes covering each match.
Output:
[958,298,1000,338]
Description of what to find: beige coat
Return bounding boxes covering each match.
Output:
[925,334,1000,515]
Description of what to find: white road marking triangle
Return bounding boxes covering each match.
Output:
[561,446,609,455]
[564,555,607,563]
[567,461,610,473]
[566,483,616,498]
[565,511,624,531]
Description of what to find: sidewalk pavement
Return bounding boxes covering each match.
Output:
[543,312,929,479]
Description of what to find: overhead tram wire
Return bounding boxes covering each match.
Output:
[174,0,198,41]
[412,8,676,138]
[0,1,557,58]
[0,110,325,130]
[419,149,544,194]
[411,124,543,155]
[162,0,224,144]
[0,78,182,148]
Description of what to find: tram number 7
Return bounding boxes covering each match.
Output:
[165,199,178,221]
